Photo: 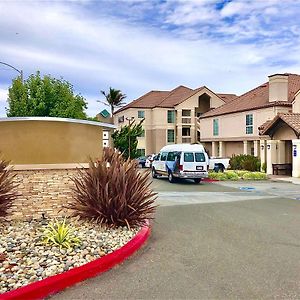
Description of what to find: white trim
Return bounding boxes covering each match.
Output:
[0,117,116,129]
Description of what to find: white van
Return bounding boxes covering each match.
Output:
[151,144,209,183]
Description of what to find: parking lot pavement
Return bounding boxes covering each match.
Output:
[53,179,300,300]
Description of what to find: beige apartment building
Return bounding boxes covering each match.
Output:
[114,73,300,177]
[200,73,300,177]
[113,85,236,155]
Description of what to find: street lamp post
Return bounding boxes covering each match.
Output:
[126,117,135,158]
[0,61,23,81]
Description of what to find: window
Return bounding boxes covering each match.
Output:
[246,114,253,134]
[167,110,175,123]
[160,152,168,161]
[138,110,145,118]
[118,116,124,123]
[184,152,194,162]
[167,152,176,161]
[195,152,205,162]
[167,129,175,143]
[182,110,191,117]
[213,119,219,136]
[182,127,190,136]
[137,149,145,156]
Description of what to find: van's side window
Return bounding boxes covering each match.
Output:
[167,152,176,161]
[184,152,194,162]
[155,153,160,161]
[195,153,205,162]
[160,152,168,161]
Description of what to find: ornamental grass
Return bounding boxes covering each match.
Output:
[69,148,157,228]
[0,158,18,218]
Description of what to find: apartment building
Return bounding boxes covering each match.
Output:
[114,85,236,155]
[200,73,300,177]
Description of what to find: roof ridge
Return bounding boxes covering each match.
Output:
[157,85,192,106]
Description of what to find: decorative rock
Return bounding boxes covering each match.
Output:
[0,218,139,294]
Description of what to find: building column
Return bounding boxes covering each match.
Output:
[260,140,266,172]
[190,109,196,143]
[292,139,300,177]
[277,140,286,164]
[212,141,218,157]
[176,109,182,144]
[243,140,248,155]
[266,140,277,175]
[253,140,260,157]
[219,141,225,157]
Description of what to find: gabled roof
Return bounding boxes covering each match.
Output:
[201,73,300,119]
[259,113,300,137]
[114,85,236,114]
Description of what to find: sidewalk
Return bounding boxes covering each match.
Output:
[268,174,300,185]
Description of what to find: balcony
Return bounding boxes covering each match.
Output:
[182,117,191,124]
[182,137,191,143]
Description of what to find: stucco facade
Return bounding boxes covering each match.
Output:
[114,86,233,154]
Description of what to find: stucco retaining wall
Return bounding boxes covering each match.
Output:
[7,169,77,220]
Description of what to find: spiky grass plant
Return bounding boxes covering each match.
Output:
[42,217,81,249]
[69,148,157,228]
[0,158,17,218]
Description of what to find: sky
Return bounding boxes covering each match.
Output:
[1,0,300,117]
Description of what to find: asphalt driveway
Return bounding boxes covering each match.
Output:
[53,180,300,299]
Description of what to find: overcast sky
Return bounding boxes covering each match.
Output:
[1,0,300,117]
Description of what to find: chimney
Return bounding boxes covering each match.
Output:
[268,74,288,102]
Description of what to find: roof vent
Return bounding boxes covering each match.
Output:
[268,74,288,102]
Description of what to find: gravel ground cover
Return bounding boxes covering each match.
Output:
[0,219,139,294]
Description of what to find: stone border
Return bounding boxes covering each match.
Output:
[0,223,150,300]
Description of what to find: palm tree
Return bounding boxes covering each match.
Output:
[100,87,126,114]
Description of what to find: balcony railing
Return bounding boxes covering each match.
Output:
[182,117,191,124]
[182,137,191,143]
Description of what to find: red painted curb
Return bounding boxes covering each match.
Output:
[0,224,150,300]
[202,178,219,182]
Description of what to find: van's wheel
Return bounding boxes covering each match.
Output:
[168,172,175,183]
[194,178,201,184]
[152,168,157,179]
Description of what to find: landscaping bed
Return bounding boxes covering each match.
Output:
[208,170,267,181]
[0,219,139,294]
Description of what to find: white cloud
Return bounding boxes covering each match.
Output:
[0,0,300,118]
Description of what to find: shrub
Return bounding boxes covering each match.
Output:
[234,170,249,177]
[0,158,18,218]
[208,172,228,181]
[229,154,260,171]
[262,162,267,173]
[242,172,267,180]
[224,171,239,181]
[69,148,157,228]
[42,218,81,249]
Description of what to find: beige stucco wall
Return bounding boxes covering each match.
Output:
[224,141,244,157]
[200,106,290,141]
[273,123,298,140]
[0,120,103,164]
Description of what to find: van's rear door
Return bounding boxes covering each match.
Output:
[183,152,207,172]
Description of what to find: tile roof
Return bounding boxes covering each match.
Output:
[260,113,300,136]
[114,85,237,114]
[201,73,300,119]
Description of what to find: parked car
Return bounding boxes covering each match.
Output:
[209,157,230,172]
[145,154,156,168]
[136,156,147,168]
[151,144,209,183]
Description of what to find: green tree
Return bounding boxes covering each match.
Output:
[7,72,87,119]
[100,87,126,114]
[112,119,144,159]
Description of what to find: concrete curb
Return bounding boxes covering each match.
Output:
[0,223,150,300]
